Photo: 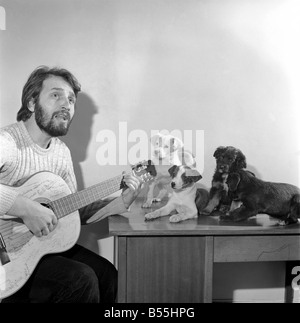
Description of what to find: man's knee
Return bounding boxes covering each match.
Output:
[70,263,100,303]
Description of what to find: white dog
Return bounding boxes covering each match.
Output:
[145,165,209,222]
[142,133,195,208]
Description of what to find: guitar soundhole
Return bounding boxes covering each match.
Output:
[35,197,52,211]
[41,203,51,209]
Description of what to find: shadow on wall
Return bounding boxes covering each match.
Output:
[62,92,98,190]
[61,93,111,255]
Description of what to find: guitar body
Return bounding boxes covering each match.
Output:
[0,172,81,299]
[0,160,156,300]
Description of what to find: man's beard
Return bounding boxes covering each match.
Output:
[35,101,72,137]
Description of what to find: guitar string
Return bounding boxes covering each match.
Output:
[0,165,152,244]
[51,175,124,219]
[0,175,123,242]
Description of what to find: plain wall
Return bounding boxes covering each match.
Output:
[1,0,299,302]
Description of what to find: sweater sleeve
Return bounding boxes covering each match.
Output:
[0,185,20,216]
[60,144,78,194]
[80,195,128,224]
[0,133,20,215]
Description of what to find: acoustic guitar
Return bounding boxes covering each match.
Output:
[0,160,156,299]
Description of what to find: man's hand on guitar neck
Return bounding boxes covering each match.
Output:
[8,195,58,237]
[121,172,144,209]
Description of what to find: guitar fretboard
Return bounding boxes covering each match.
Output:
[49,174,123,219]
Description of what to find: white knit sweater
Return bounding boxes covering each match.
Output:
[0,121,127,222]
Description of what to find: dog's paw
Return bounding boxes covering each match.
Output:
[200,204,218,215]
[277,220,287,226]
[199,208,212,216]
[277,218,298,226]
[152,198,162,203]
[169,213,196,223]
[142,198,163,208]
[169,214,183,223]
[142,200,153,208]
[145,210,160,220]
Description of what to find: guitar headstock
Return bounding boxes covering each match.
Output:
[131,160,157,183]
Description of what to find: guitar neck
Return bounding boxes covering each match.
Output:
[48,174,123,219]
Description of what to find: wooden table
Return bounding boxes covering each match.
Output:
[108,197,300,303]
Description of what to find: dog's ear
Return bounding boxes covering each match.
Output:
[168,165,180,178]
[181,150,196,168]
[185,167,202,183]
[246,170,256,177]
[170,136,183,151]
[227,173,240,191]
[235,150,247,169]
[213,146,227,159]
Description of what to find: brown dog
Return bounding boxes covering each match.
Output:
[220,169,300,225]
[200,146,246,215]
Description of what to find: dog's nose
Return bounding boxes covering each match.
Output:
[171,182,175,188]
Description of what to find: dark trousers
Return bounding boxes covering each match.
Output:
[2,244,117,303]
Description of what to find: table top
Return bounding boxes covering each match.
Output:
[108,197,300,236]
